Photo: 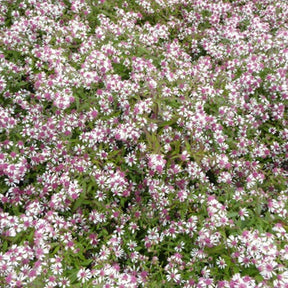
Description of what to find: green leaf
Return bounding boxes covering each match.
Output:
[227,211,239,218]
[27,229,35,242]
[204,244,225,256]
[51,244,60,256]
[158,117,177,128]
[67,269,79,284]
[1,241,8,253]
[185,140,191,151]
[80,259,93,267]
[99,228,108,238]
[75,95,80,110]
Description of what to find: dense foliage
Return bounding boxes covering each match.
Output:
[0,0,288,287]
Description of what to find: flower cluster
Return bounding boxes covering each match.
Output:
[0,0,288,287]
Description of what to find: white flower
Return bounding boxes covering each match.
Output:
[259,261,277,279]
[216,257,227,269]
[166,268,181,283]
[238,208,249,220]
[77,268,92,283]
[124,152,137,166]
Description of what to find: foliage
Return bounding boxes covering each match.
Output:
[0,0,287,287]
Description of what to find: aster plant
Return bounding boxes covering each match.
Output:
[0,0,288,287]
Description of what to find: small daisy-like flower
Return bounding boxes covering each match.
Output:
[198,277,215,288]
[58,277,70,288]
[166,268,181,283]
[216,257,227,269]
[147,122,158,133]
[238,208,249,220]
[175,241,185,252]
[259,261,277,279]
[95,190,106,201]
[201,266,211,278]
[138,142,147,152]
[51,262,63,275]
[124,152,137,167]
[77,268,92,284]
[128,222,139,233]
[98,245,110,261]
[127,240,137,251]
[227,235,238,248]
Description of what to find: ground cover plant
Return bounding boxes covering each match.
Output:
[0,0,288,287]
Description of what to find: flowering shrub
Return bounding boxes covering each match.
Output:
[0,0,288,287]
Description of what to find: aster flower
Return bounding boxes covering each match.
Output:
[166,268,181,283]
[238,208,249,220]
[1,0,288,286]
[258,261,277,279]
[77,268,92,284]
[58,277,70,288]
[216,257,227,269]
